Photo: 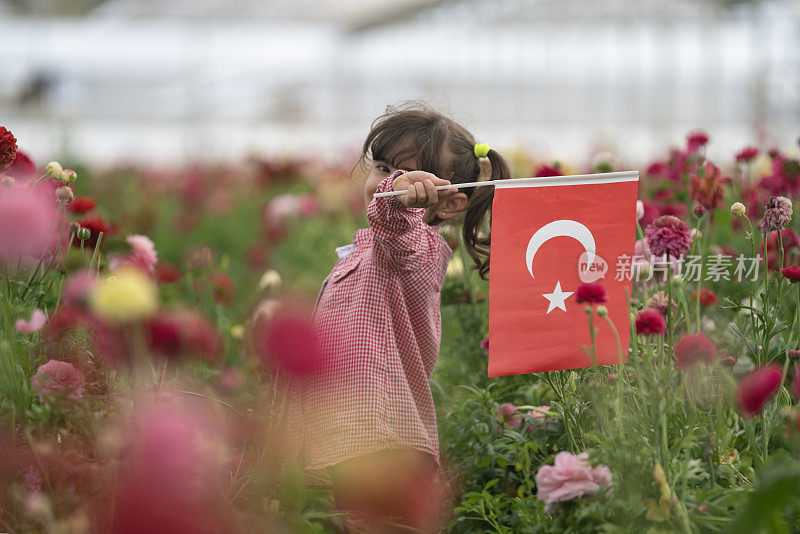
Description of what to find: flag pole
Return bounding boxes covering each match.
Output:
[372,170,639,198]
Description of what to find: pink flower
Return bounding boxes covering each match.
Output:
[253,311,322,377]
[480,337,489,354]
[645,215,693,259]
[673,333,717,370]
[496,403,523,429]
[636,200,645,221]
[646,291,676,317]
[536,451,612,512]
[109,234,158,275]
[15,309,47,334]
[110,396,235,533]
[760,196,793,234]
[0,185,56,268]
[30,360,85,402]
[635,309,666,336]
[736,365,782,417]
[61,269,98,308]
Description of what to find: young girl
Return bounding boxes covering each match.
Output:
[286,103,511,532]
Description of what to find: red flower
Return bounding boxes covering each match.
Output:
[253,312,322,377]
[0,126,18,173]
[793,365,800,400]
[74,215,112,249]
[736,365,782,417]
[147,310,222,362]
[673,333,716,370]
[68,196,96,214]
[686,130,709,152]
[690,162,729,212]
[646,161,667,177]
[759,229,800,271]
[781,265,800,282]
[691,289,718,306]
[534,164,563,177]
[496,403,523,429]
[635,309,666,336]
[7,150,37,179]
[575,283,608,304]
[155,262,182,284]
[645,215,692,259]
[736,146,759,163]
[209,272,235,305]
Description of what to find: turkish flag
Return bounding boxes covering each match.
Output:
[487,172,639,376]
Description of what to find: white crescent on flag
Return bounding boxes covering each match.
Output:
[525,220,596,278]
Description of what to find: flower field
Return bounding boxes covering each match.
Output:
[2,124,800,533]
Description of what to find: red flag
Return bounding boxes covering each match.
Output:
[488,172,639,376]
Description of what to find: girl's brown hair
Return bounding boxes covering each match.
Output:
[356,102,511,280]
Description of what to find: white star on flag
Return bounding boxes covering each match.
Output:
[542,281,573,314]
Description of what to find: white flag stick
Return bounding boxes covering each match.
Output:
[372,170,639,198]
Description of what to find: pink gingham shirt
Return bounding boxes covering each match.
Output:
[286,170,452,486]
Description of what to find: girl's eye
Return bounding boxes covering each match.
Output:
[376,164,391,174]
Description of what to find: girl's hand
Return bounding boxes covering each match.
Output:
[392,171,458,208]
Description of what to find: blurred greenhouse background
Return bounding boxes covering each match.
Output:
[3,0,800,166]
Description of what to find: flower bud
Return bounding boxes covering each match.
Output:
[584,306,593,315]
[636,200,644,221]
[55,186,74,204]
[731,202,746,217]
[693,205,706,218]
[230,324,245,339]
[76,226,91,241]
[45,161,63,179]
[670,274,684,287]
[60,169,77,184]
[258,269,282,291]
[1,174,14,187]
[596,305,608,317]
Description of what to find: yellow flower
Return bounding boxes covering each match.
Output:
[230,324,245,340]
[89,268,158,322]
[446,256,464,278]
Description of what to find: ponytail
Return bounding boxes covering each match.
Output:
[461,148,511,280]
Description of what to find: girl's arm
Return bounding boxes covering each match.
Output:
[367,170,444,270]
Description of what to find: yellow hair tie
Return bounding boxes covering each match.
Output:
[474,143,491,159]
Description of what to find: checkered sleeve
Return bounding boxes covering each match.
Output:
[367,170,439,270]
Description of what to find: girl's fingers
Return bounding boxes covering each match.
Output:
[413,181,426,204]
[423,179,438,204]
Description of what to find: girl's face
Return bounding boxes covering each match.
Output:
[363,157,417,209]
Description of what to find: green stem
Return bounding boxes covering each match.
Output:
[602,314,623,365]
[90,232,104,273]
[761,232,770,365]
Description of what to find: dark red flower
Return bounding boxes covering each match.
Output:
[7,150,37,179]
[575,283,608,304]
[635,309,666,336]
[691,289,718,306]
[736,146,759,163]
[147,310,222,362]
[686,130,710,152]
[253,312,322,377]
[0,127,18,173]
[68,196,96,214]
[781,266,800,282]
[673,333,716,370]
[155,262,182,284]
[74,215,112,249]
[534,164,563,177]
[736,365,782,417]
